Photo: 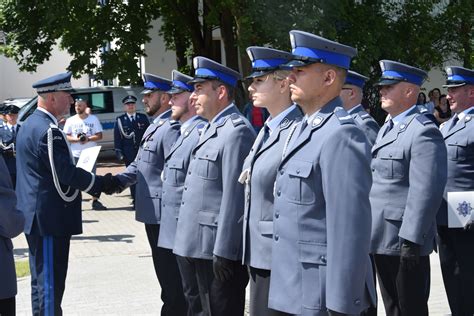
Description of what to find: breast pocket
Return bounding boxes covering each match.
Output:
[447,139,470,161]
[164,158,185,186]
[284,160,314,205]
[195,149,219,180]
[375,148,405,179]
[142,141,158,163]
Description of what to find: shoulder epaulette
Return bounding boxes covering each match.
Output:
[360,112,371,120]
[169,119,180,126]
[416,113,436,126]
[230,113,245,127]
[333,108,355,125]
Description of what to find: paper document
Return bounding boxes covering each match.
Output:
[447,191,474,228]
[76,146,101,172]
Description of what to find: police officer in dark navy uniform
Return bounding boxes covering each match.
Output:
[15,72,110,315]
[114,95,150,206]
[0,104,20,188]
[340,70,380,146]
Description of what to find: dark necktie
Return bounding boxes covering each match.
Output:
[131,115,135,124]
[299,118,308,136]
[448,114,459,131]
[262,124,270,144]
[383,119,394,137]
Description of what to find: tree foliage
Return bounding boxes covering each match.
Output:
[0,0,472,112]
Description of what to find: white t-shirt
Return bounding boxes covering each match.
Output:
[63,114,103,157]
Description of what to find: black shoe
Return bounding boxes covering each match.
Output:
[92,200,107,210]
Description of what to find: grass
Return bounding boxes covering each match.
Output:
[15,260,30,278]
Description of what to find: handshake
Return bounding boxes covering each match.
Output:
[92,173,125,196]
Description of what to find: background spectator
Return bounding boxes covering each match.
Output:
[434,94,452,124]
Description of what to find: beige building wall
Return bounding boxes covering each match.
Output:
[0,45,88,101]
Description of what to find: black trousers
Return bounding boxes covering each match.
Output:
[144,224,187,316]
[374,254,430,316]
[0,297,15,316]
[176,256,205,316]
[249,267,288,316]
[26,234,71,316]
[177,256,248,316]
[438,226,474,316]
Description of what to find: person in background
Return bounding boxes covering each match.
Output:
[434,94,452,124]
[417,92,427,105]
[242,98,270,133]
[0,105,20,188]
[0,155,25,316]
[425,88,441,114]
[63,98,107,210]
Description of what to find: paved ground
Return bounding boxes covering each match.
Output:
[12,162,451,315]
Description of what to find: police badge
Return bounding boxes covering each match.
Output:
[457,201,473,217]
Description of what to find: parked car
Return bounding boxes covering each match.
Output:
[18,86,149,157]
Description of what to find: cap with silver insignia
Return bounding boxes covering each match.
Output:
[443,66,474,88]
[376,60,427,86]
[246,46,293,79]
[141,73,172,94]
[168,70,194,94]
[286,30,357,69]
[32,72,74,94]
[122,95,137,104]
[345,70,369,89]
[189,56,242,87]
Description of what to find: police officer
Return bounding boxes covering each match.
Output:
[158,70,206,316]
[0,104,20,187]
[239,46,302,316]
[107,73,183,315]
[173,57,255,316]
[269,30,375,316]
[437,66,474,316]
[114,95,150,206]
[339,71,380,146]
[0,155,25,316]
[15,72,108,315]
[370,60,447,316]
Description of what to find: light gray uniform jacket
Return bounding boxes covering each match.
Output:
[158,117,207,249]
[269,97,376,315]
[370,107,447,256]
[117,109,180,224]
[437,107,474,226]
[0,155,25,299]
[173,104,255,261]
[348,104,380,146]
[241,105,302,270]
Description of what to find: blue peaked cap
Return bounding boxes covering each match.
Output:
[141,73,172,94]
[345,70,369,89]
[32,72,74,94]
[286,30,357,70]
[443,66,474,88]
[168,70,194,94]
[377,60,427,86]
[122,95,137,104]
[189,56,242,87]
[246,46,293,79]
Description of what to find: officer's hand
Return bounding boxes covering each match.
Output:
[400,240,420,270]
[101,173,124,195]
[115,150,124,162]
[464,220,474,231]
[212,255,234,282]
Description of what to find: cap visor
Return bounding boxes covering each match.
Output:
[140,89,154,95]
[58,87,75,93]
[374,79,402,86]
[168,87,186,95]
[187,77,207,85]
[283,59,312,68]
[245,70,274,80]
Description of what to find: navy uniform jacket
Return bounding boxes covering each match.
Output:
[114,112,150,163]
[348,104,380,146]
[241,106,302,270]
[173,104,256,261]
[116,109,180,224]
[16,109,101,236]
[437,107,474,226]
[0,124,19,176]
[269,97,375,315]
[158,117,207,250]
[370,106,447,256]
[0,155,24,299]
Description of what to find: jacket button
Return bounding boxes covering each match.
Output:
[354,299,361,305]
[277,190,281,197]
[165,163,168,167]
[372,168,375,172]
[320,255,326,264]
[280,169,284,175]
[274,234,279,241]
[275,212,279,218]
[184,186,187,191]
[181,202,184,205]
[188,171,191,175]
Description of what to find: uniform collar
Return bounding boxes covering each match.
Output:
[266,104,296,134]
[153,109,172,124]
[391,104,417,126]
[37,107,58,125]
[458,106,474,120]
[6,123,17,130]
[180,115,199,134]
[347,104,364,114]
[127,113,136,120]
[211,103,235,124]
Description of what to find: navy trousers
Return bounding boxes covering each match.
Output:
[26,234,71,316]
